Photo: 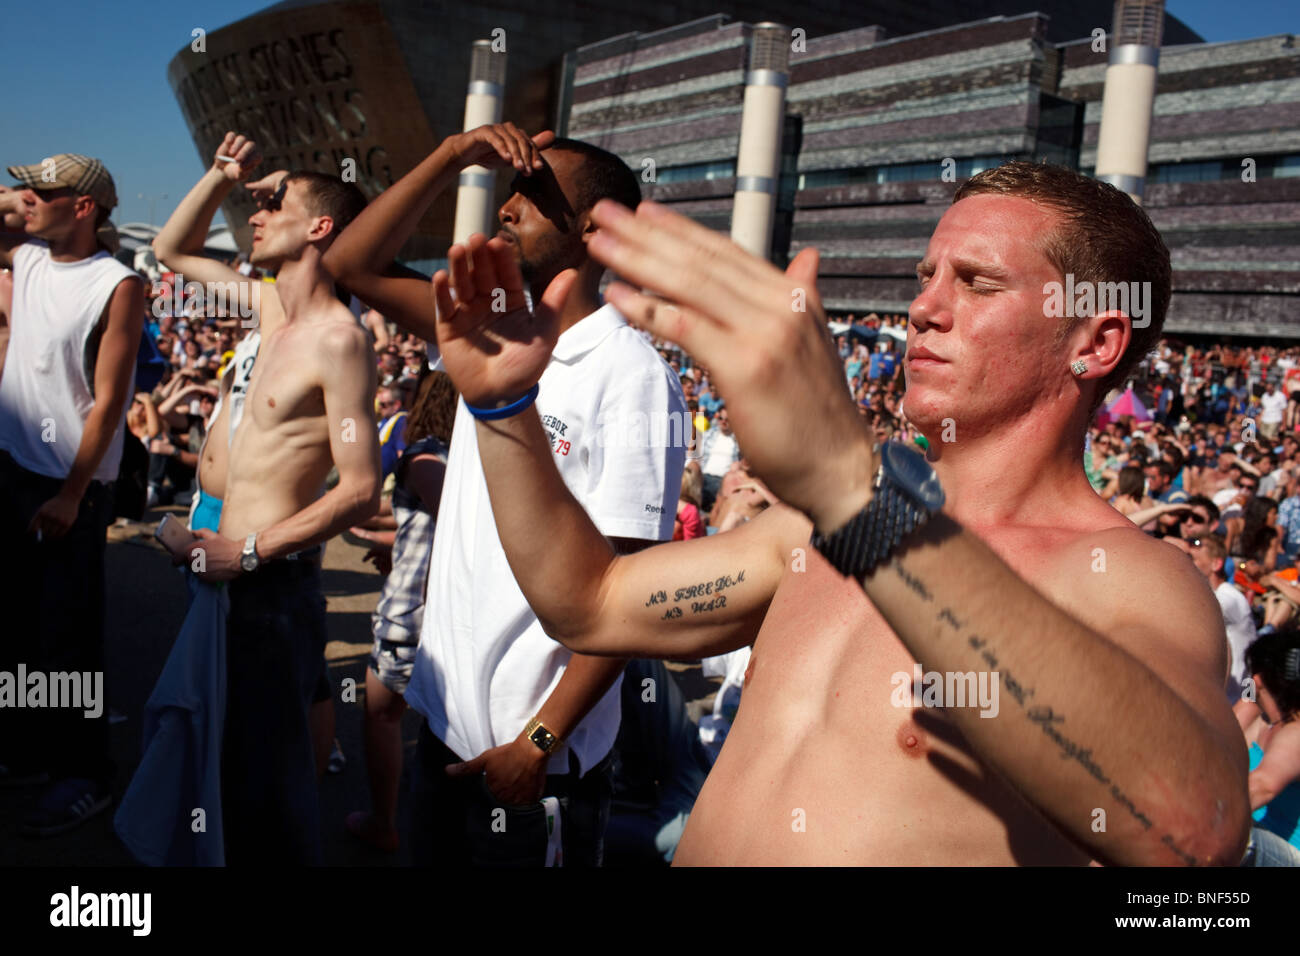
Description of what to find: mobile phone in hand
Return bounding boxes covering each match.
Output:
[154,514,191,559]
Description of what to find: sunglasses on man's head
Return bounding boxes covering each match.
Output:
[1185,511,1211,524]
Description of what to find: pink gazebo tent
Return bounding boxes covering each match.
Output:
[1096,385,1152,427]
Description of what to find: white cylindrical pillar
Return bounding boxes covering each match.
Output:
[452,40,506,242]
[730,23,789,258]
[1094,1,1165,205]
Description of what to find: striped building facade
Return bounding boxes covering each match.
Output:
[1064,35,1300,337]
[563,14,1300,337]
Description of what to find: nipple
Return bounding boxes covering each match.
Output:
[896,720,927,758]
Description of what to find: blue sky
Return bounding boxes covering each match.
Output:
[0,1,1293,229]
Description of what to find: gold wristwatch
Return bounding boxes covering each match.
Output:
[523,717,561,755]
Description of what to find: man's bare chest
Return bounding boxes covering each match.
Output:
[244,337,325,430]
[745,531,1080,726]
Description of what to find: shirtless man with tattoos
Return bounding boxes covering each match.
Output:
[433,161,1250,866]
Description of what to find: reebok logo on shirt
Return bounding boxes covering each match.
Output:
[542,415,573,457]
[540,414,568,436]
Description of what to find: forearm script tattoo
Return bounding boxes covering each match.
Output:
[888,558,1199,866]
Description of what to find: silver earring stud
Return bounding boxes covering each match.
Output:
[1071,359,1088,376]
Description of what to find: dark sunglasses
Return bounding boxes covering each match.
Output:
[261,178,288,212]
[1184,512,1211,523]
[32,186,76,203]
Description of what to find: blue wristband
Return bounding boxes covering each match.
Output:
[465,384,540,421]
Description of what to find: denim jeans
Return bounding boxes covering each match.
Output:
[0,451,113,784]
[221,558,328,865]
[606,660,710,866]
[1242,825,1300,866]
[410,724,613,867]
[146,451,194,504]
[701,472,724,514]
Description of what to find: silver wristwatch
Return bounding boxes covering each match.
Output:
[811,442,945,579]
[239,532,261,573]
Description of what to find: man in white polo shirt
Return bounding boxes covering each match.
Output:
[325,124,686,865]
[0,154,144,835]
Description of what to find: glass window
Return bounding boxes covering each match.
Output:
[655,160,737,184]
[1274,155,1300,179]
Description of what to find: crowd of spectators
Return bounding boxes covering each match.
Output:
[653,311,916,542]
[115,266,431,517]
[51,235,1300,862]
[1083,339,1300,857]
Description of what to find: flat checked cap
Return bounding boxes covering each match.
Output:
[8,153,118,211]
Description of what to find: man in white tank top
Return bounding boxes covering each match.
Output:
[0,154,144,836]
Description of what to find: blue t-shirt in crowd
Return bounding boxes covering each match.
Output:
[698,390,723,417]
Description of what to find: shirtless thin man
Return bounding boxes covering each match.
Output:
[176,168,380,865]
[434,161,1250,866]
[154,134,351,773]
[152,132,288,520]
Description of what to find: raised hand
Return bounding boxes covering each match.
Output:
[0,185,25,230]
[245,169,290,204]
[586,199,876,532]
[448,122,553,175]
[432,233,575,408]
[212,132,262,183]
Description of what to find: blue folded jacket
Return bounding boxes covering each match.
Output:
[114,575,227,866]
